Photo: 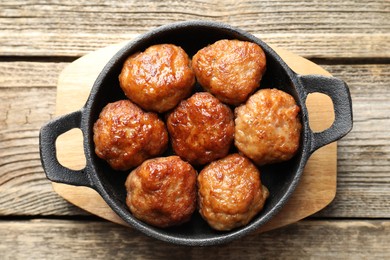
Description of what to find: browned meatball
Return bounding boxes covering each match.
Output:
[166,92,234,165]
[192,39,266,106]
[235,88,301,166]
[125,156,197,228]
[119,44,195,113]
[93,100,168,171]
[198,154,269,231]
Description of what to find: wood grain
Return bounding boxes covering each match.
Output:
[0,0,388,58]
[0,62,86,216]
[0,0,390,259]
[0,0,388,256]
[1,62,389,217]
[316,63,390,217]
[0,219,389,258]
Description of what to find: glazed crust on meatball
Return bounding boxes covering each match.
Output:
[197,154,269,231]
[235,88,302,166]
[93,100,168,171]
[166,92,234,165]
[192,39,266,106]
[125,156,197,228]
[119,44,195,113]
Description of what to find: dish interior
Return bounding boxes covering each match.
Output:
[86,23,306,241]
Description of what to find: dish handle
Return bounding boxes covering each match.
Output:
[39,110,93,188]
[299,75,353,153]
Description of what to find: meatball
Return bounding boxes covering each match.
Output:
[166,92,234,165]
[197,154,269,231]
[235,88,301,166]
[119,44,195,113]
[125,156,197,228]
[93,100,168,171]
[192,39,266,106]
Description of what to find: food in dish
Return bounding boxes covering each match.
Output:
[192,39,266,106]
[197,153,269,231]
[125,156,197,228]
[234,88,301,166]
[166,92,234,165]
[119,44,195,113]
[94,40,303,231]
[93,100,168,171]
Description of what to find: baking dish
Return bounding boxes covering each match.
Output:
[40,21,353,246]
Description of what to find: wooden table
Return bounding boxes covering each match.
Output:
[1,1,389,258]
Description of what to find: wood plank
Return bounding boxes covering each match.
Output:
[1,0,387,34]
[0,0,388,58]
[315,63,390,217]
[0,62,68,88]
[0,219,389,258]
[0,62,389,218]
[0,62,87,215]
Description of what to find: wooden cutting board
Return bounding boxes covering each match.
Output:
[53,42,337,233]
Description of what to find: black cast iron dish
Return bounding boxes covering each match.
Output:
[39,21,353,246]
